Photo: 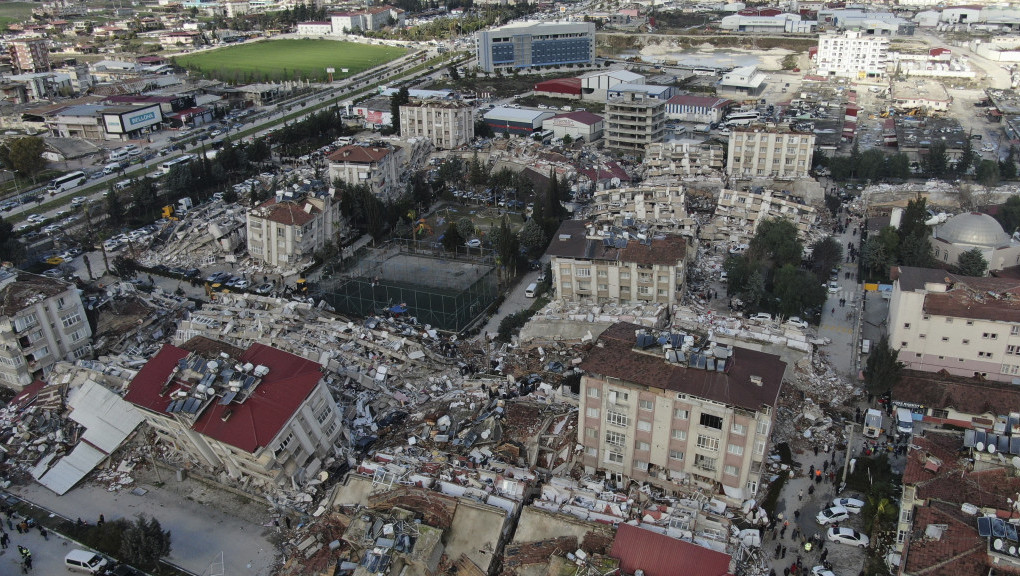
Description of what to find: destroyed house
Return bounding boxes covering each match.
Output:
[247,193,341,268]
[124,342,343,489]
[579,322,786,501]
[0,269,92,389]
[546,220,689,306]
[340,508,446,576]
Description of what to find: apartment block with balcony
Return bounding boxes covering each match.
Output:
[815,31,889,79]
[578,322,786,501]
[590,185,696,235]
[726,125,815,179]
[0,270,92,389]
[887,266,1020,382]
[605,92,666,153]
[546,220,689,305]
[643,140,727,177]
[327,144,401,198]
[246,194,341,268]
[8,39,49,73]
[399,99,475,149]
[708,187,818,244]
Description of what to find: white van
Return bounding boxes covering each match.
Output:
[108,148,129,161]
[103,162,123,175]
[896,407,914,435]
[525,282,538,298]
[65,549,109,574]
[860,339,872,355]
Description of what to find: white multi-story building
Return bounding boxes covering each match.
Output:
[710,188,819,243]
[726,125,815,179]
[327,144,401,197]
[247,194,342,268]
[590,185,689,231]
[815,31,889,79]
[546,220,688,305]
[0,270,92,389]
[399,100,475,149]
[579,322,786,501]
[605,92,666,152]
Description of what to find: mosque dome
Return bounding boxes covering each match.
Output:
[936,212,1010,247]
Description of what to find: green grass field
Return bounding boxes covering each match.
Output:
[174,39,407,83]
[0,2,36,31]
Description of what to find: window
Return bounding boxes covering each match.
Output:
[605,431,626,446]
[897,530,909,545]
[609,390,629,403]
[1001,364,1019,375]
[324,419,339,437]
[634,460,649,471]
[963,339,970,345]
[72,346,90,359]
[983,332,998,340]
[674,409,689,420]
[967,321,974,326]
[606,451,624,464]
[60,312,82,328]
[756,420,769,435]
[606,411,628,427]
[903,323,910,329]
[919,334,926,339]
[563,282,572,289]
[637,286,650,295]
[586,407,599,418]
[724,465,739,477]
[1013,326,1020,336]
[588,387,600,398]
[696,434,719,451]
[637,420,652,432]
[575,268,591,277]
[669,449,684,461]
[942,337,949,342]
[979,351,993,358]
[694,454,716,471]
[56,296,66,310]
[931,409,949,419]
[620,272,630,280]
[672,429,687,441]
[640,399,654,410]
[585,446,597,457]
[727,444,745,456]
[315,405,333,425]
[754,439,766,455]
[731,422,747,436]
[699,413,723,430]
[637,441,650,451]
[273,433,294,457]
[585,427,598,439]
[946,318,953,324]
[1009,345,1020,355]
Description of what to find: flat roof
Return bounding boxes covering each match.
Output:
[483,107,555,123]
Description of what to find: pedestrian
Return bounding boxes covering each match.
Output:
[794,509,800,520]
[775,543,782,558]
[24,554,31,571]
[784,568,791,576]
[98,514,105,526]
[792,528,799,540]
[798,489,804,501]
[15,521,22,534]
[782,545,787,558]
[809,464,815,477]
[809,485,816,495]
[285,516,291,530]
[823,460,829,472]
[38,526,46,540]
[781,526,787,539]
[0,531,8,549]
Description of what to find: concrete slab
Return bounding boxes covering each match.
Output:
[445,499,507,573]
[330,473,376,507]
[512,506,612,544]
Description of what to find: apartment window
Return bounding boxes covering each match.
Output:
[942,337,949,342]
[634,460,649,472]
[696,434,719,451]
[61,312,82,328]
[273,433,294,457]
[931,409,949,419]
[897,530,909,545]
[637,420,652,432]
[56,296,66,310]
[674,409,689,420]
[756,420,769,435]
[315,405,333,425]
[1001,364,1019,375]
[699,413,723,430]
[13,313,37,332]
[1009,345,1020,355]
[324,419,340,437]
[606,411,628,427]
[983,333,998,340]
[962,339,970,345]
[727,443,745,456]
[731,422,747,435]
[598,284,608,291]
[620,272,630,280]
[563,282,572,289]
[585,427,598,439]
[606,451,624,464]
[598,270,607,278]
[754,439,766,455]
[669,449,684,461]
[1012,325,1020,336]
[694,454,716,471]
[637,286,650,295]
[967,321,974,326]
[277,228,286,238]
[605,431,626,446]
[637,441,650,451]
[901,342,907,347]
[639,399,654,411]
[576,268,591,277]
[587,387,600,398]
[586,407,599,418]
[585,446,597,457]
[903,323,910,329]
[979,351,993,358]
[919,334,926,339]
[72,346,90,359]
[724,465,739,477]
[672,429,687,441]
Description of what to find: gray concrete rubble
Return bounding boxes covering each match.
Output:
[136,199,250,270]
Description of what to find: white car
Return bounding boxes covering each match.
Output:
[71,196,87,206]
[827,281,840,294]
[827,527,869,548]
[832,497,866,514]
[465,239,482,248]
[785,317,808,329]
[816,506,850,525]
[750,312,773,323]
[811,566,836,576]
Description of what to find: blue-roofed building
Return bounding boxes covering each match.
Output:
[476,21,595,73]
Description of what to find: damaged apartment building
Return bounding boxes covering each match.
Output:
[590,185,698,237]
[704,187,819,245]
[247,191,343,269]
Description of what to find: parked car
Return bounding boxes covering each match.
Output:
[254,283,274,294]
[206,271,231,283]
[811,567,836,576]
[832,497,865,514]
[827,527,869,548]
[228,278,250,289]
[827,281,840,294]
[750,312,773,322]
[816,506,850,525]
[465,239,482,248]
[785,317,808,330]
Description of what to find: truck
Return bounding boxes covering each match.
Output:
[896,407,914,435]
[863,408,883,438]
[176,196,193,216]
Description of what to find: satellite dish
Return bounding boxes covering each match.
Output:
[995,538,1004,551]
[988,443,997,454]
[976,442,985,452]
[1012,457,1020,469]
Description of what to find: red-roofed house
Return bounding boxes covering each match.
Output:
[534,77,582,99]
[665,94,733,124]
[327,144,401,197]
[124,342,342,488]
[611,523,734,576]
[542,110,604,141]
[247,194,342,267]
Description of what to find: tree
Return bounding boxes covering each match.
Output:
[861,236,890,280]
[390,86,410,134]
[0,215,23,264]
[456,216,475,240]
[899,234,934,268]
[864,495,896,551]
[808,236,843,282]
[898,197,929,241]
[120,515,172,571]
[922,140,949,178]
[748,218,803,269]
[956,247,988,277]
[441,222,464,251]
[742,269,766,308]
[772,264,827,317]
[887,153,911,179]
[1,137,47,182]
[447,64,460,80]
[1000,146,1018,180]
[863,335,902,394]
[997,195,1020,235]
[518,218,547,254]
[106,185,125,227]
[723,254,753,296]
[976,159,1000,187]
[561,134,573,146]
[956,136,977,176]
[490,216,520,277]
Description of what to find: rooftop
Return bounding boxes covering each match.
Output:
[545,220,687,267]
[667,94,733,109]
[548,110,604,126]
[902,501,989,576]
[0,272,73,316]
[610,523,733,576]
[484,107,556,123]
[327,144,392,164]
[934,212,1011,247]
[581,322,786,412]
[896,369,1020,420]
[252,197,322,227]
[892,79,952,103]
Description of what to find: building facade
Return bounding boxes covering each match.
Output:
[726,125,815,179]
[8,39,49,73]
[542,111,605,141]
[605,92,666,152]
[399,100,475,149]
[665,95,733,124]
[0,270,92,389]
[590,185,690,232]
[546,220,688,305]
[815,31,889,79]
[327,144,401,197]
[929,212,1020,273]
[711,188,818,242]
[247,195,341,267]
[124,343,344,489]
[476,21,595,73]
[643,139,727,177]
[578,322,786,500]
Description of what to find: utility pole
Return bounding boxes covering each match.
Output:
[841,422,860,487]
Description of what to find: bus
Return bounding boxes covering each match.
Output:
[48,171,87,194]
[155,154,196,176]
[724,111,760,126]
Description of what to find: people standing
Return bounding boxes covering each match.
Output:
[98,514,105,526]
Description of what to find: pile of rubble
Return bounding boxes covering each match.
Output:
[519,300,669,343]
[136,200,249,271]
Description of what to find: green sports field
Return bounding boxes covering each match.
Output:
[174,39,407,83]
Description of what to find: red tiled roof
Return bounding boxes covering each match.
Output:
[125,343,323,453]
[902,501,989,576]
[902,432,965,486]
[11,380,48,411]
[534,77,582,95]
[327,145,391,164]
[610,523,733,576]
[581,322,786,412]
[896,369,1020,417]
[254,197,321,226]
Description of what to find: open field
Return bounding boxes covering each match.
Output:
[0,2,35,30]
[174,39,407,82]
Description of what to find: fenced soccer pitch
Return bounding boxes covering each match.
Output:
[321,242,499,332]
